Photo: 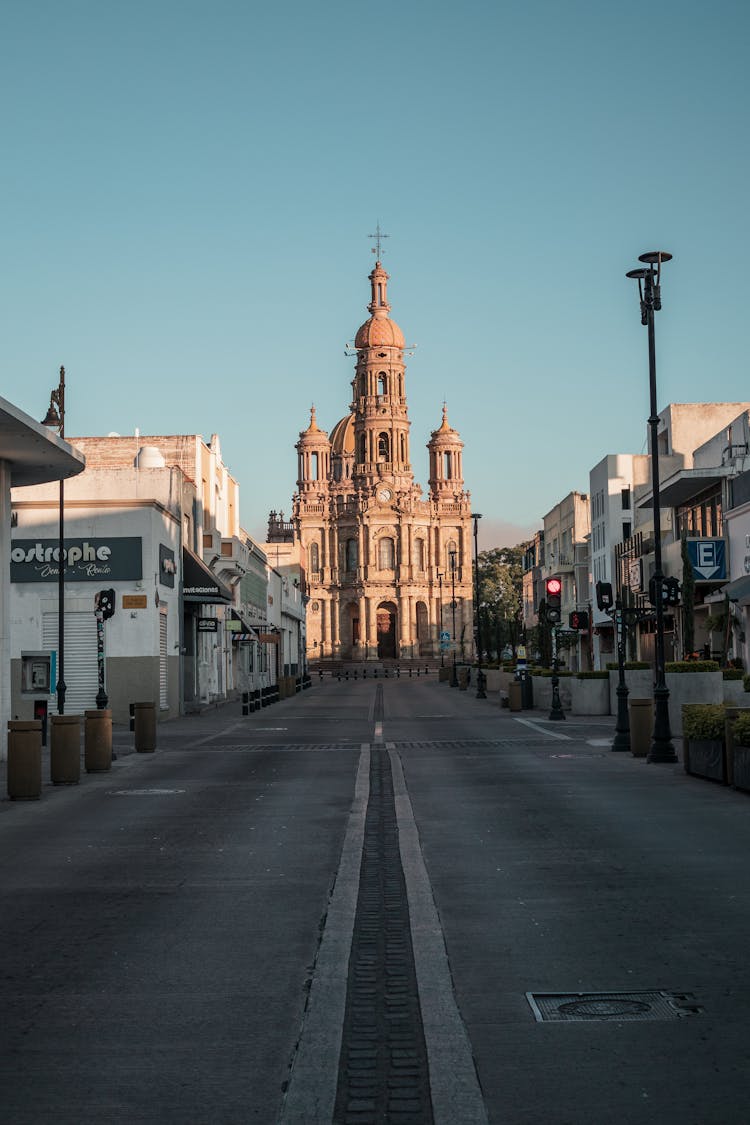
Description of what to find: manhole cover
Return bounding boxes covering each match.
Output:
[107,788,186,796]
[527,991,702,1022]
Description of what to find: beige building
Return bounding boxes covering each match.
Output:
[280,257,473,662]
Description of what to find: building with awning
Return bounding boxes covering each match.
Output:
[182,547,233,603]
[1,394,85,759]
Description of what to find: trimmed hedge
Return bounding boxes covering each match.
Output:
[722,668,744,681]
[732,711,750,746]
[683,703,726,741]
[605,661,650,670]
[576,671,609,679]
[528,668,573,677]
[665,660,720,673]
[744,674,750,693]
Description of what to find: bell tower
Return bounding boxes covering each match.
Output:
[428,404,465,499]
[350,260,412,494]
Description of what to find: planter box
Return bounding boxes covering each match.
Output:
[683,738,727,784]
[531,676,572,713]
[609,670,653,716]
[571,678,610,715]
[732,744,750,794]
[666,671,723,737]
[722,678,750,706]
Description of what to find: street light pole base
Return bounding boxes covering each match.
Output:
[612,681,630,752]
[647,688,677,763]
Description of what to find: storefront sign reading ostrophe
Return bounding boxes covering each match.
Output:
[10,537,143,582]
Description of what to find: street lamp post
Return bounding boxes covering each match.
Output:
[472,513,486,698]
[437,571,445,667]
[611,597,630,751]
[449,550,458,687]
[42,366,67,716]
[626,251,677,763]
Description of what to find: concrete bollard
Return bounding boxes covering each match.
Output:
[50,714,81,784]
[85,709,112,772]
[7,720,42,799]
[134,702,157,753]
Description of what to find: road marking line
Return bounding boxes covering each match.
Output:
[390,749,489,1125]
[278,744,370,1124]
[513,717,572,741]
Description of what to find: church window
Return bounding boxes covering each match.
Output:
[310,543,320,574]
[447,540,458,572]
[377,283,383,305]
[378,432,390,461]
[359,434,367,463]
[377,373,388,396]
[400,433,406,461]
[379,537,395,570]
[346,538,358,571]
[414,538,425,571]
[444,452,452,479]
[311,452,318,479]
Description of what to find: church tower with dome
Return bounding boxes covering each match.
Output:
[283,253,473,663]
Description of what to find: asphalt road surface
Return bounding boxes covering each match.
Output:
[2,676,750,1124]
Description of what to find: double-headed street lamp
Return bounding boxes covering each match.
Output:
[449,549,458,687]
[41,366,67,715]
[472,512,486,698]
[626,251,677,763]
[437,571,445,667]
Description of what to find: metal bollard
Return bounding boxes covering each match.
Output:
[51,714,81,784]
[7,720,42,799]
[242,691,250,716]
[85,709,112,772]
[134,702,157,753]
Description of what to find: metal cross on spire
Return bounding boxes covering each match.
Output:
[368,222,389,260]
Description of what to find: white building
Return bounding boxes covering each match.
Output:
[1,394,84,758]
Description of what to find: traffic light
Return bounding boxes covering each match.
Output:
[545,577,562,624]
[648,576,680,607]
[569,610,589,630]
[97,588,116,620]
[595,581,614,611]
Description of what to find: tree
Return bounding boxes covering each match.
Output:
[681,533,695,657]
[476,545,524,659]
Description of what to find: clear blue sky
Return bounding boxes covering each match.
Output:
[2,0,747,549]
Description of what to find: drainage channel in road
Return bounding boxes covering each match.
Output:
[279,684,487,1125]
[332,740,433,1123]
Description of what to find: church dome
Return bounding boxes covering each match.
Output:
[353,259,405,350]
[329,412,355,454]
[354,316,405,350]
[428,404,463,448]
[297,405,329,446]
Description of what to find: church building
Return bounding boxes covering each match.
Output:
[279,255,473,663]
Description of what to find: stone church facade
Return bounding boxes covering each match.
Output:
[283,257,473,662]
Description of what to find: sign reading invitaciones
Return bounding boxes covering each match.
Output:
[10,537,143,582]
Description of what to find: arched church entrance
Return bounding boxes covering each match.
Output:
[376,602,398,659]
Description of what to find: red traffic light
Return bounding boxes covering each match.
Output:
[546,578,562,597]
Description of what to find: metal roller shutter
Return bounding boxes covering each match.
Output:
[42,612,98,714]
[159,611,168,710]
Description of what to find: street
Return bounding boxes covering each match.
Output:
[2,676,750,1124]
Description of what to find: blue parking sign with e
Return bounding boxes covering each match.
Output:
[687,539,726,580]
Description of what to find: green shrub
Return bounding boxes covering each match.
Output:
[744,674,750,693]
[576,671,610,679]
[732,712,750,747]
[722,668,744,680]
[605,661,651,670]
[665,660,720,673]
[682,703,726,741]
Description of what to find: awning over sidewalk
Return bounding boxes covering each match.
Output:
[722,574,750,605]
[182,547,233,603]
[228,609,259,640]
